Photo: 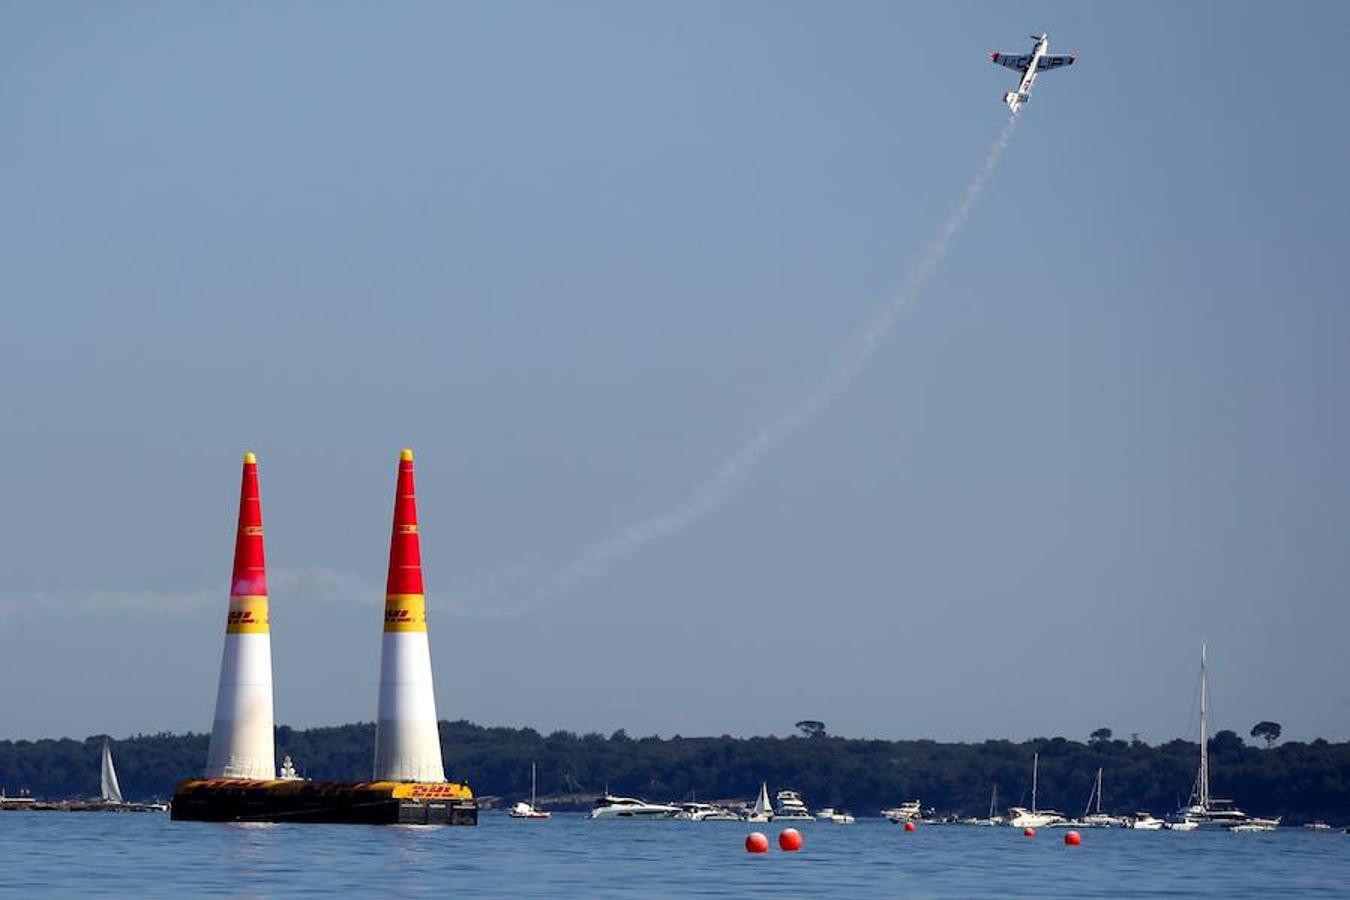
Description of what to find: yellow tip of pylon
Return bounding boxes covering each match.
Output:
[400,448,414,462]
[243,451,257,464]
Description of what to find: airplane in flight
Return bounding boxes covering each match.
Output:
[990,33,1075,115]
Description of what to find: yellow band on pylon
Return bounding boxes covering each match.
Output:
[383,593,427,632]
[226,594,270,634]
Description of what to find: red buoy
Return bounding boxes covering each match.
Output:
[745,832,769,854]
[778,828,803,852]
[1023,827,1036,838]
[903,821,917,832]
[1064,830,1082,846]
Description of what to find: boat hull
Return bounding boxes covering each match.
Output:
[170,779,477,825]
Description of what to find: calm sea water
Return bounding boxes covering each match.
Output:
[2,812,1346,897]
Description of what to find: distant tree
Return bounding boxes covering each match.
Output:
[1250,721,1282,748]
[1210,730,1245,755]
[795,720,827,739]
[1090,728,1113,744]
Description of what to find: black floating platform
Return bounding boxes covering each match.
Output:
[170,779,477,825]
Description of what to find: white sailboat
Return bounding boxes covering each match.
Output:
[509,763,551,819]
[1053,767,1125,828]
[746,782,773,823]
[101,741,123,805]
[1171,645,1276,831]
[91,741,166,812]
[1007,752,1065,828]
[963,784,1003,825]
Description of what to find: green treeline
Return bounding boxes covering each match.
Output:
[2,722,1347,824]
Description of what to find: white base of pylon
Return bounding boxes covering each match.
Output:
[373,631,446,782]
[205,633,276,780]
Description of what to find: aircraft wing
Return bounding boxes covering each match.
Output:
[991,52,1031,71]
[1036,54,1075,71]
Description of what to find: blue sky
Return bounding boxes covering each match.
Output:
[1,2,1347,744]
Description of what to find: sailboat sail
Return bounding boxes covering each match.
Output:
[101,741,123,804]
[752,783,771,817]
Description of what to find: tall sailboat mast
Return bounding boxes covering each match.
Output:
[1199,643,1210,810]
[1084,767,1102,818]
[1031,752,1039,813]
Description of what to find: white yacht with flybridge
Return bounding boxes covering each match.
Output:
[773,789,813,821]
[589,794,679,820]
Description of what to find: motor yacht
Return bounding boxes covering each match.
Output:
[1007,806,1066,828]
[773,790,813,821]
[589,794,679,820]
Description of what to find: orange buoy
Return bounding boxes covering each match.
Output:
[745,832,769,854]
[1023,827,1036,838]
[778,828,803,852]
[1064,830,1081,846]
[903,821,917,832]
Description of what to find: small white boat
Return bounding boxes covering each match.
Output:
[1128,812,1167,830]
[1008,807,1066,828]
[882,799,923,822]
[1230,819,1279,833]
[590,794,679,820]
[773,789,813,821]
[509,763,551,819]
[815,807,855,824]
[674,802,740,821]
[746,783,773,822]
[1304,821,1333,832]
[1165,818,1198,832]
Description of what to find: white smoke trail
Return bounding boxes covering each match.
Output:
[477,117,1018,614]
[531,116,1020,606]
[0,567,382,623]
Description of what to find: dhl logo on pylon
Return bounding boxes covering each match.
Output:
[227,451,270,635]
[383,448,428,633]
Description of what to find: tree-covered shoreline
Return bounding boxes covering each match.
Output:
[2,721,1346,824]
